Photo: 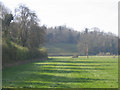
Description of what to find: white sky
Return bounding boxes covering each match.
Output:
[1,0,119,35]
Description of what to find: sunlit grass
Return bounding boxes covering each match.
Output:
[11,42,28,51]
[2,56,118,88]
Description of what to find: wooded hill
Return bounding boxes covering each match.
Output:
[45,26,118,55]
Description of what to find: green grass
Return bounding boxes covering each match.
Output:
[44,43,79,55]
[2,56,118,88]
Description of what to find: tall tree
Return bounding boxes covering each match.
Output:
[14,5,46,49]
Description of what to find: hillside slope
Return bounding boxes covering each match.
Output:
[44,43,79,55]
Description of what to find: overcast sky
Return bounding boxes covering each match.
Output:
[1,0,119,35]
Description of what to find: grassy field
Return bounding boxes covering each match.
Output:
[2,56,118,88]
[44,43,79,55]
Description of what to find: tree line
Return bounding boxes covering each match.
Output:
[46,26,119,55]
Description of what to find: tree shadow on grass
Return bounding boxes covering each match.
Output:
[21,65,107,74]
[3,68,113,88]
[42,67,106,71]
[22,81,70,88]
[38,69,89,73]
[35,63,111,67]
[23,73,109,85]
[3,80,71,88]
[49,60,116,63]
[33,64,110,71]
[7,73,109,88]
[4,72,109,88]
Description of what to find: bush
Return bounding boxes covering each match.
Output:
[2,39,48,65]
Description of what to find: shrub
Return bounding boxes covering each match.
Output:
[2,39,48,66]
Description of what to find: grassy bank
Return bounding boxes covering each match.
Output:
[44,43,79,55]
[2,56,118,88]
[2,39,48,68]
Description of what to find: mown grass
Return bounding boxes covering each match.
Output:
[2,56,118,88]
[44,43,79,55]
